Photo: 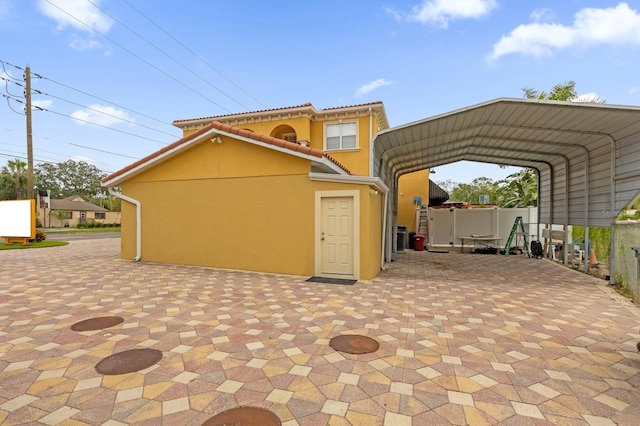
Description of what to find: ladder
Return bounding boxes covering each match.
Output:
[504,216,531,257]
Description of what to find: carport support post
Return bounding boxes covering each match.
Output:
[633,247,640,302]
[584,227,590,274]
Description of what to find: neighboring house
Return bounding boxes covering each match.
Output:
[102,102,430,280]
[37,195,120,228]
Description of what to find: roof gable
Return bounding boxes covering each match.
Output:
[50,196,108,212]
[102,121,350,187]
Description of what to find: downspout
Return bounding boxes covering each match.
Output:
[108,187,141,261]
[380,187,389,270]
[369,108,374,176]
[369,107,388,271]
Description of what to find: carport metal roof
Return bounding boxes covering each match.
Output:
[373,98,640,228]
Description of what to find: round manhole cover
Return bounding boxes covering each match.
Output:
[71,316,124,331]
[95,348,162,375]
[202,406,281,426]
[329,334,379,354]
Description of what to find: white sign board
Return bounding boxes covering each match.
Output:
[0,200,36,238]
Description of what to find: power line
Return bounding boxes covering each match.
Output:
[122,0,267,109]
[5,75,175,138]
[2,59,178,132]
[35,73,176,130]
[1,93,25,115]
[32,87,177,138]
[69,142,138,159]
[1,60,175,146]
[87,0,251,111]
[40,106,169,144]
[10,91,168,146]
[44,0,234,113]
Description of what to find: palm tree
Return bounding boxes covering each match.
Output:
[522,81,605,103]
[0,159,27,200]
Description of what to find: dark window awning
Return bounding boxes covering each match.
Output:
[429,180,449,206]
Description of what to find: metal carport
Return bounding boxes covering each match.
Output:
[372,98,640,281]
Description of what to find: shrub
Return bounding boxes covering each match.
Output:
[30,230,47,242]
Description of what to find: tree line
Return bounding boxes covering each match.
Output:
[438,168,537,208]
[0,158,120,211]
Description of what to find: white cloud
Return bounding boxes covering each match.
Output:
[490,3,640,60]
[389,0,498,28]
[37,0,113,33]
[32,99,53,110]
[70,105,134,127]
[0,0,11,20]
[38,0,113,52]
[71,155,96,165]
[355,79,393,98]
[530,8,554,23]
[68,34,105,52]
[572,92,603,103]
[630,86,639,94]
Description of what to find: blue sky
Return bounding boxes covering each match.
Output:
[1,0,640,185]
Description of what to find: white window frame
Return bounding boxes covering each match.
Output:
[324,121,358,151]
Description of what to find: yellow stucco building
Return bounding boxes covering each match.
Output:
[102,102,429,280]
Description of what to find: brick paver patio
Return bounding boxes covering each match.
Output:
[1,238,640,425]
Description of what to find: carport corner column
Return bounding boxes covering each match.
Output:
[107,187,141,262]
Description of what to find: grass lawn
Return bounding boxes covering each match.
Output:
[0,241,69,250]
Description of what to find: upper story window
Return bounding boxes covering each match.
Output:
[326,122,357,150]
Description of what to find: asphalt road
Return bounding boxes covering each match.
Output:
[45,232,121,241]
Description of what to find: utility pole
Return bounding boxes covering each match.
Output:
[25,65,34,200]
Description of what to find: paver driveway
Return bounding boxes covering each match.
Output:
[1,239,640,425]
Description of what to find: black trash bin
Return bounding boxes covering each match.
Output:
[397,226,407,252]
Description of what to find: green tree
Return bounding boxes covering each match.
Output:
[51,209,69,228]
[495,169,538,207]
[449,177,499,205]
[0,159,28,200]
[35,160,107,200]
[522,80,605,103]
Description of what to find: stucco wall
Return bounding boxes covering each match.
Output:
[360,187,384,279]
[119,137,385,279]
[397,170,430,233]
[310,114,378,176]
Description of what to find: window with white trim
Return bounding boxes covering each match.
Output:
[325,122,357,150]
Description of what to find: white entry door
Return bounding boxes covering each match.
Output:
[320,197,354,276]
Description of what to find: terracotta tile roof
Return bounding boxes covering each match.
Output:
[172,101,385,125]
[102,121,350,185]
[320,100,385,111]
[172,103,314,124]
